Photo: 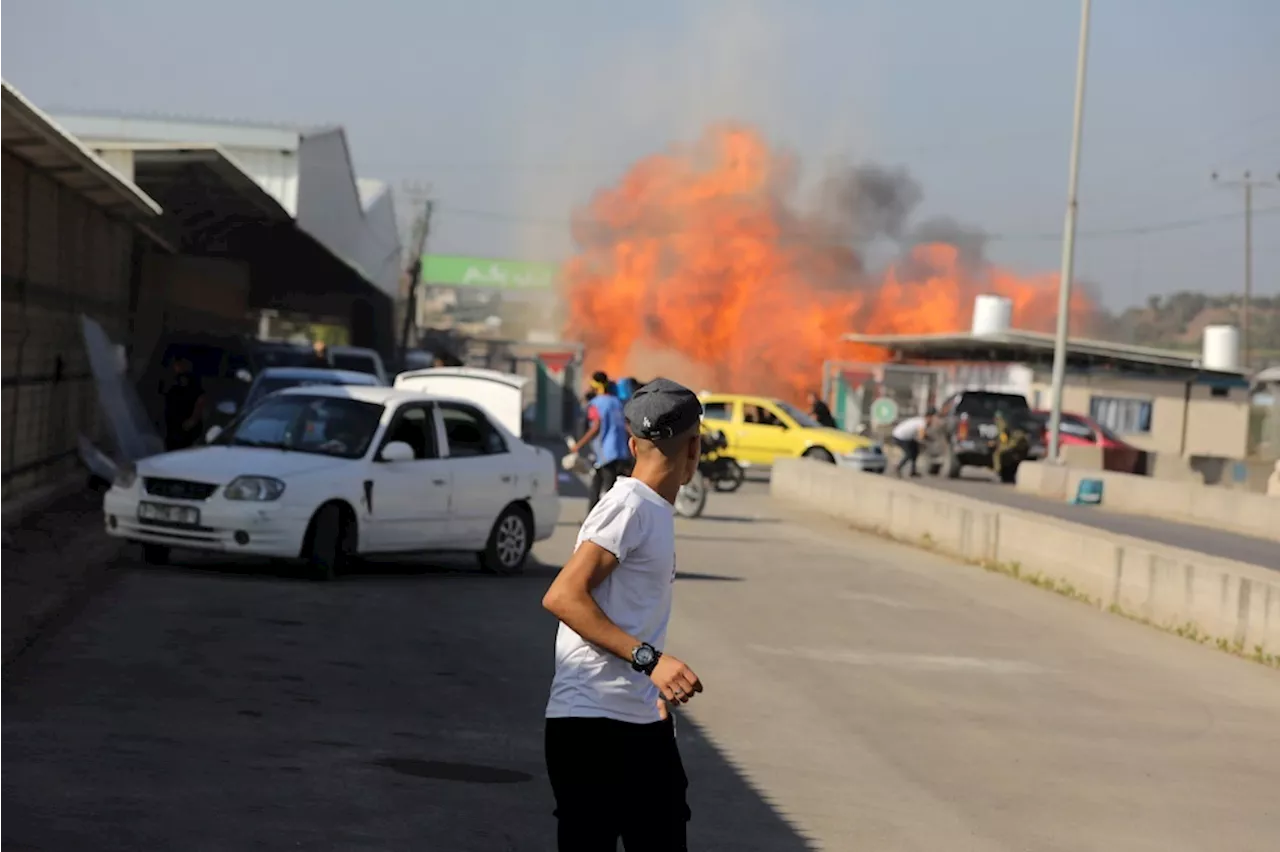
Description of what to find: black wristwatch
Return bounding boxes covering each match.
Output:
[630,642,662,675]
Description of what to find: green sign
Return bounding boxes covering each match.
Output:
[421,255,558,289]
[870,396,899,426]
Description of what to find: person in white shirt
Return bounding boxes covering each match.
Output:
[890,408,935,477]
[542,377,705,850]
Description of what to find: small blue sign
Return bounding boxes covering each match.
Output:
[1071,478,1104,506]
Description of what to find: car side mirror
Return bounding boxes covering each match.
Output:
[216,399,238,416]
[379,441,415,463]
[205,425,223,443]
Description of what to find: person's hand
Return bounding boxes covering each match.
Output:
[650,654,702,705]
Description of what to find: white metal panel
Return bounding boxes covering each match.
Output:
[52,112,300,152]
[224,146,299,217]
[394,368,529,437]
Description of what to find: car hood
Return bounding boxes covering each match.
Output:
[137,446,350,483]
[808,427,877,451]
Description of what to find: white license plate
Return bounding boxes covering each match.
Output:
[139,501,201,526]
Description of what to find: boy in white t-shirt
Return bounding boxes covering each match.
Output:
[542,377,705,850]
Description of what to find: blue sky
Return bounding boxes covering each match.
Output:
[4,0,1277,310]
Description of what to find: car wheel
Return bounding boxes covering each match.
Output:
[713,459,745,492]
[140,543,171,565]
[674,472,708,519]
[305,503,355,582]
[945,445,963,479]
[478,505,532,575]
[803,447,836,464]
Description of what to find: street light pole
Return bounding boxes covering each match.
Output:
[1047,0,1092,464]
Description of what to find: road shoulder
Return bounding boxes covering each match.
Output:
[2,488,121,667]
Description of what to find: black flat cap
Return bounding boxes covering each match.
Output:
[624,377,703,441]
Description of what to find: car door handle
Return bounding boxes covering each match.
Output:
[500,475,512,483]
[432,478,447,486]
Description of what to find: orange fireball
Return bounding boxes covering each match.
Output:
[562,124,1094,401]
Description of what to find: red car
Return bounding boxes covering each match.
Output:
[1032,410,1143,473]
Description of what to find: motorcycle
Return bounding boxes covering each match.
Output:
[698,428,745,493]
[562,434,718,519]
[674,428,739,518]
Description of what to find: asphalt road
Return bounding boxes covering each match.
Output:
[877,465,1280,570]
[5,485,1279,850]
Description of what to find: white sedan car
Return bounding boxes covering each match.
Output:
[102,386,561,578]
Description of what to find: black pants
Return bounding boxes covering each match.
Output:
[894,437,920,476]
[546,716,690,851]
[586,459,631,514]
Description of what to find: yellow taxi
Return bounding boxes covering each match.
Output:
[698,393,887,472]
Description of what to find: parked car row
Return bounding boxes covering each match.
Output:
[86,319,559,580]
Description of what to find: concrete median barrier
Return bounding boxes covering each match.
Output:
[1016,462,1280,543]
[771,458,1280,655]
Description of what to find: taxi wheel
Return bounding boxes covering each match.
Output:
[305,503,355,582]
[803,447,836,464]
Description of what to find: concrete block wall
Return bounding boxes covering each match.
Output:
[2,151,134,501]
[771,458,1280,653]
[1015,462,1280,542]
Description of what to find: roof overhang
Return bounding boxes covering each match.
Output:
[842,329,1250,380]
[1,81,162,222]
[91,143,292,237]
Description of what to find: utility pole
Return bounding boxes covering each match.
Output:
[1047,0,1092,464]
[1212,170,1277,370]
[399,197,434,363]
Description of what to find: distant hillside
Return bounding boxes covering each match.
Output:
[1091,292,1280,364]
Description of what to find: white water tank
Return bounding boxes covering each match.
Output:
[971,294,1013,336]
[1202,325,1241,372]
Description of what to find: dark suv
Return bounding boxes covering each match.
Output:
[924,390,1046,483]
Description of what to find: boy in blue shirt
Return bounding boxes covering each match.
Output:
[570,374,634,513]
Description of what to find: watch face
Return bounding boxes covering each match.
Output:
[634,645,655,667]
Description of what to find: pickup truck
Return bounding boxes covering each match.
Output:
[923,390,1046,483]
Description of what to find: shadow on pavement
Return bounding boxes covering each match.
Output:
[3,546,817,850]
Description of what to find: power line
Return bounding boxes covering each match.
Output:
[430,201,1280,243]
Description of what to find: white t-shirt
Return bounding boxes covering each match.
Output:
[892,415,928,442]
[546,477,677,724]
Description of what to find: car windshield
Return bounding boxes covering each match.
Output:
[774,400,821,428]
[1094,420,1123,443]
[956,393,1030,417]
[215,395,383,459]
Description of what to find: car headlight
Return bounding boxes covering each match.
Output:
[223,476,286,501]
[113,463,138,489]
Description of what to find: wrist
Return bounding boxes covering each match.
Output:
[630,642,661,675]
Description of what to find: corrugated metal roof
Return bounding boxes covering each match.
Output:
[841,328,1248,377]
[1,81,162,221]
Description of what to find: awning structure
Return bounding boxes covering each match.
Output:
[1,81,161,222]
[842,329,1250,383]
[84,142,292,253]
